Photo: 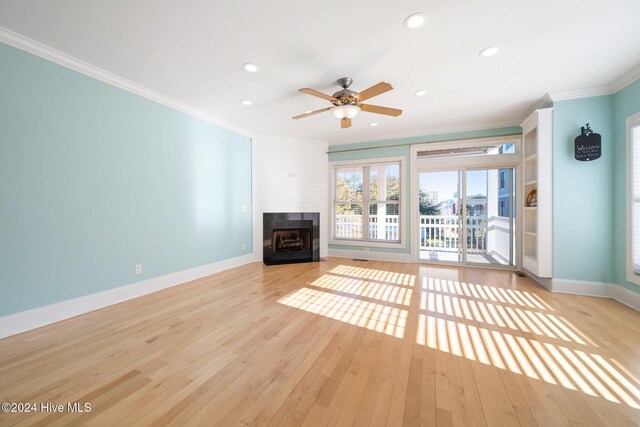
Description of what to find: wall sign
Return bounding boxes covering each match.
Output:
[574,123,601,161]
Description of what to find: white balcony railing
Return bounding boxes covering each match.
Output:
[335,214,487,252]
[335,215,399,241]
[419,215,486,252]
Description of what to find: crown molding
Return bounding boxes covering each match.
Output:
[328,116,524,146]
[548,85,613,101]
[526,93,553,116]
[611,63,640,93]
[0,26,254,138]
[527,62,640,113]
[542,63,640,105]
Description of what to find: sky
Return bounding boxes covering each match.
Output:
[419,170,496,202]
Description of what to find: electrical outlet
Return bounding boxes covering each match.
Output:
[241,243,246,251]
[241,206,247,213]
[135,264,142,275]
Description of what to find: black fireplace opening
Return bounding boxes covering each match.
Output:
[263,212,319,265]
[273,228,311,253]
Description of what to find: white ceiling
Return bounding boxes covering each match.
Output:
[1,0,639,144]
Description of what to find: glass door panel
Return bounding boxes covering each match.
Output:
[418,171,462,263]
[465,168,515,266]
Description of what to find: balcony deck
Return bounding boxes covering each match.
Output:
[419,249,502,265]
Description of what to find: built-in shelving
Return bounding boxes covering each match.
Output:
[521,108,553,278]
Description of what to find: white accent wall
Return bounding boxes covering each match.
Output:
[252,136,329,261]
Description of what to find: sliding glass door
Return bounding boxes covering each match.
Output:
[418,168,515,266]
[418,171,463,263]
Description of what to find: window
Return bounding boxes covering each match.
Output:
[416,138,518,160]
[499,143,515,154]
[499,170,506,189]
[628,112,640,285]
[333,161,401,243]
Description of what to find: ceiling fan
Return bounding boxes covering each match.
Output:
[293,77,402,129]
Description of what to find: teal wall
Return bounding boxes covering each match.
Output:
[551,80,640,294]
[552,96,614,283]
[328,127,521,254]
[613,79,640,292]
[0,43,252,316]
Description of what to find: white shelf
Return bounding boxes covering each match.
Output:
[521,107,552,279]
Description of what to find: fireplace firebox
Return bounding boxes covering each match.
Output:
[263,213,319,265]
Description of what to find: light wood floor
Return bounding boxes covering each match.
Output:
[1,258,640,426]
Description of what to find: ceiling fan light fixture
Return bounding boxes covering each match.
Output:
[332,105,360,119]
[404,13,426,29]
[415,90,428,96]
[369,122,379,127]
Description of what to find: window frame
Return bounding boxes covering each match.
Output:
[329,156,404,248]
[627,112,640,286]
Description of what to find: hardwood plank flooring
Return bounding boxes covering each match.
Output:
[1,258,640,426]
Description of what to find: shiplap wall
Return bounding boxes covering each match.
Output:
[252,136,329,260]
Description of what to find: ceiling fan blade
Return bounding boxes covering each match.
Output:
[355,82,393,102]
[292,107,333,120]
[299,88,337,102]
[341,118,352,129]
[360,104,403,117]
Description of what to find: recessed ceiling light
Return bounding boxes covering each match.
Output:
[404,13,426,29]
[369,122,379,127]
[415,90,428,97]
[479,46,500,57]
[242,63,260,73]
[241,100,253,106]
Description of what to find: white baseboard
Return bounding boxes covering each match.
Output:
[609,284,640,312]
[551,278,611,298]
[546,278,640,313]
[328,248,412,263]
[0,254,255,339]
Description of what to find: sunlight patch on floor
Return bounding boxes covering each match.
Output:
[308,272,413,306]
[417,276,640,409]
[278,287,407,338]
[328,264,416,287]
[278,264,640,409]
